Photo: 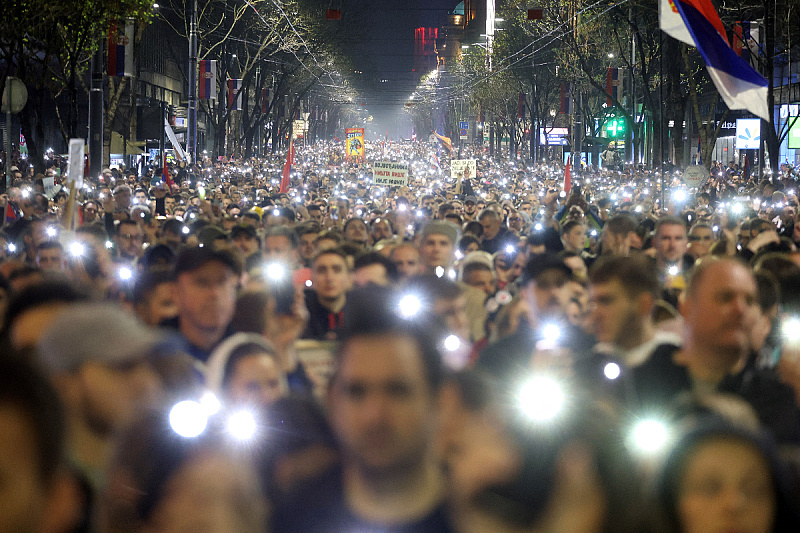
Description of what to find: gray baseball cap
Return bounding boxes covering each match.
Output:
[38,303,170,373]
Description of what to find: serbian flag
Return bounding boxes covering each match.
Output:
[198,60,217,100]
[564,156,572,194]
[163,160,175,190]
[606,68,623,106]
[5,203,20,224]
[280,140,294,193]
[227,79,242,111]
[660,0,768,121]
[107,22,134,77]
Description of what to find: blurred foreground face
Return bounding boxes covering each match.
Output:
[145,451,265,532]
[329,334,434,473]
[0,405,51,533]
[678,438,775,533]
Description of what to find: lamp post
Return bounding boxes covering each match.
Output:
[187,0,198,163]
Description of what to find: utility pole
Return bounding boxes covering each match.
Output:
[187,0,198,163]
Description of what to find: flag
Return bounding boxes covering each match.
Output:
[198,60,217,100]
[280,140,294,193]
[433,131,452,152]
[107,21,134,77]
[5,203,20,224]
[164,119,187,162]
[733,21,760,69]
[431,153,440,169]
[163,159,175,191]
[227,79,242,111]
[743,154,750,180]
[564,156,572,194]
[261,87,270,114]
[660,0,768,121]
[606,68,623,106]
[560,83,573,114]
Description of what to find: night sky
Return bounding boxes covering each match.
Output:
[344,0,457,139]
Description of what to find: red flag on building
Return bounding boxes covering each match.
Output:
[280,140,294,193]
[564,156,572,194]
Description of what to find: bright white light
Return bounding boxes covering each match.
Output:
[668,265,680,276]
[226,409,257,441]
[7,243,16,253]
[782,317,800,345]
[265,262,286,281]
[505,244,515,253]
[604,362,621,380]
[398,294,422,319]
[455,250,464,260]
[273,208,281,217]
[435,266,445,278]
[398,204,407,212]
[105,240,114,249]
[630,419,669,454]
[635,205,643,213]
[169,400,208,438]
[69,242,85,257]
[182,226,190,234]
[518,376,565,422]
[542,323,561,343]
[732,203,743,214]
[305,279,313,287]
[673,190,687,202]
[118,267,133,281]
[534,223,543,231]
[199,391,221,415]
[444,334,461,351]
[46,227,57,237]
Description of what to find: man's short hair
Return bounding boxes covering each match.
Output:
[560,219,586,237]
[353,252,399,283]
[462,261,494,280]
[604,214,637,236]
[654,216,686,236]
[589,256,661,299]
[312,246,349,268]
[265,225,299,249]
[478,208,500,221]
[336,286,444,390]
[36,240,63,253]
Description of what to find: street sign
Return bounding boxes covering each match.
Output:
[459,121,468,140]
[1,77,27,114]
[682,165,709,188]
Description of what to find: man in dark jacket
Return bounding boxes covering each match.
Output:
[302,247,352,341]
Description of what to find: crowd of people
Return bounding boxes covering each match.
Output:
[2,138,800,533]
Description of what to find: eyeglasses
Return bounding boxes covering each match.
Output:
[509,217,522,222]
[119,233,143,241]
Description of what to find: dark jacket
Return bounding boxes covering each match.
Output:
[302,288,345,341]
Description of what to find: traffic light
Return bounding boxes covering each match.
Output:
[605,117,625,138]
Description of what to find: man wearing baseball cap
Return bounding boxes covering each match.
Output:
[418,220,459,274]
[476,253,594,382]
[163,247,242,362]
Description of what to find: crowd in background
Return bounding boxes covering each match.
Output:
[2,139,800,533]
